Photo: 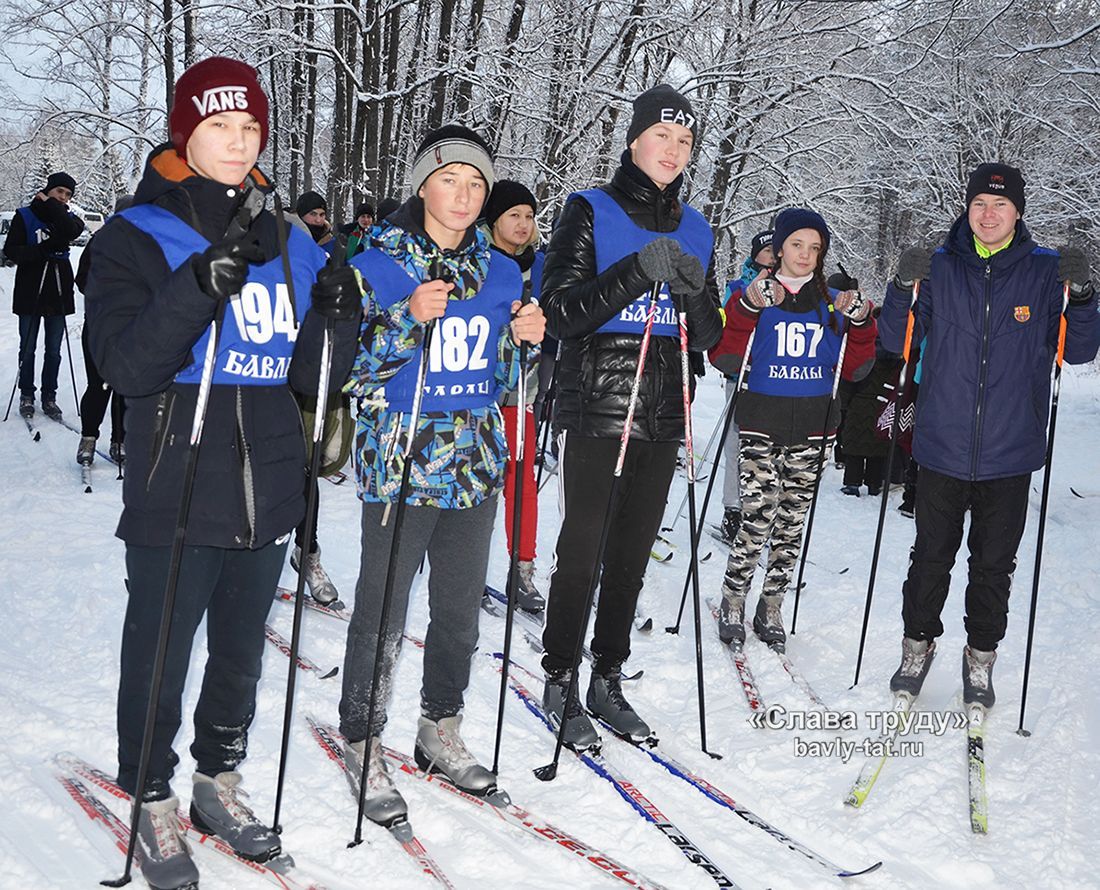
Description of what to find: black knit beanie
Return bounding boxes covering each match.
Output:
[295,190,326,217]
[626,84,698,147]
[484,180,537,228]
[45,172,77,196]
[965,163,1025,215]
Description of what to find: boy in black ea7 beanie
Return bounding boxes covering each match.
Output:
[626,84,698,146]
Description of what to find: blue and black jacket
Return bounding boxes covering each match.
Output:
[878,215,1100,481]
[85,145,359,548]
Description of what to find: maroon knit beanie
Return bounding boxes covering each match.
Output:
[169,57,270,156]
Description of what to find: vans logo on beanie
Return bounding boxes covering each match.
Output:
[191,85,250,116]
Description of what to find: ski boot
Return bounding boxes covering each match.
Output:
[752,594,786,650]
[543,668,600,750]
[19,395,34,419]
[77,436,96,466]
[841,484,860,497]
[110,440,126,465]
[292,545,339,605]
[41,397,62,421]
[962,646,997,709]
[343,737,408,828]
[135,796,199,890]
[718,507,741,545]
[515,561,545,613]
[587,666,652,744]
[717,592,746,647]
[190,771,282,863]
[415,715,503,800]
[890,637,936,699]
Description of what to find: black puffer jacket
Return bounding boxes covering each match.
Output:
[542,155,722,442]
[86,145,359,549]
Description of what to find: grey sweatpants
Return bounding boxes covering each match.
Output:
[721,378,742,511]
[338,496,497,742]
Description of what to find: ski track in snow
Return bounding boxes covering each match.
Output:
[1,259,1098,889]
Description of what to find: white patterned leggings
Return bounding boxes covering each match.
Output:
[721,437,819,605]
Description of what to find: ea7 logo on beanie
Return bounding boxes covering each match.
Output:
[192,85,250,116]
[659,107,697,130]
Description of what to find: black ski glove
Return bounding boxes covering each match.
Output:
[311,264,364,320]
[831,265,859,292]
[637,237,683,283]
[894,247,933,290]
[192,238,266,301]
[669,253,706,296]
[1057,246,1094,303]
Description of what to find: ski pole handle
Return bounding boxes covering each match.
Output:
[1056,282,1069,367]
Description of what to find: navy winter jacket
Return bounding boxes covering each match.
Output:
[879,216,1100,482]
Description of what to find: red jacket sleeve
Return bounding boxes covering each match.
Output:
[840,309,877,382]
[709,284,757,377]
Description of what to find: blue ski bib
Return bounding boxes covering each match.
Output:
[19,206,75,260]
[351,248,519,412]
[576,188,714,338]
[119,204,325,386]
[747,298,844,397]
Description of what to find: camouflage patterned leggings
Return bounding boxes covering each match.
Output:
[721,437,819,603]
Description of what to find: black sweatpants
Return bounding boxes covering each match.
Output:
[79,324,125,441]
[117,539,286,800]
[901,467,1030,651]
[542,433,679,675]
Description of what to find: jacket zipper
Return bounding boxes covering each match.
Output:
[146,391,176,491]
[971,263,993,480]
[236,386,256,547]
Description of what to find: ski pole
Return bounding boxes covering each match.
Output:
[851,282,919,688]
[1017,283,1070,737]
[666,326,755,635]
[64,322,80,416]
[103,302,228,888]
[534,344,560,492]
[535,283,661,783]
[271,200,337,833]
[350,264,442,846]
[660,382,736,536]
[790,318,851,635]
[674,294,720,759]
[492,279,534,774]
[3,329,37,422]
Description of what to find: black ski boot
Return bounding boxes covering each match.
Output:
[543,669,600,750]
[587,666,652,743]
[716,507,741,545]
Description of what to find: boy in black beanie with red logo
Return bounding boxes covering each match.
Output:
[879,162,1099,713]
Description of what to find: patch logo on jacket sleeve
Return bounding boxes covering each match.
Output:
[1014,305,1030,322]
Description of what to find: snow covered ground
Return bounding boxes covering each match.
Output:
[0,257,1097,890]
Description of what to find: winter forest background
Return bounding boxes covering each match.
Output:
[0,0,1097,291]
